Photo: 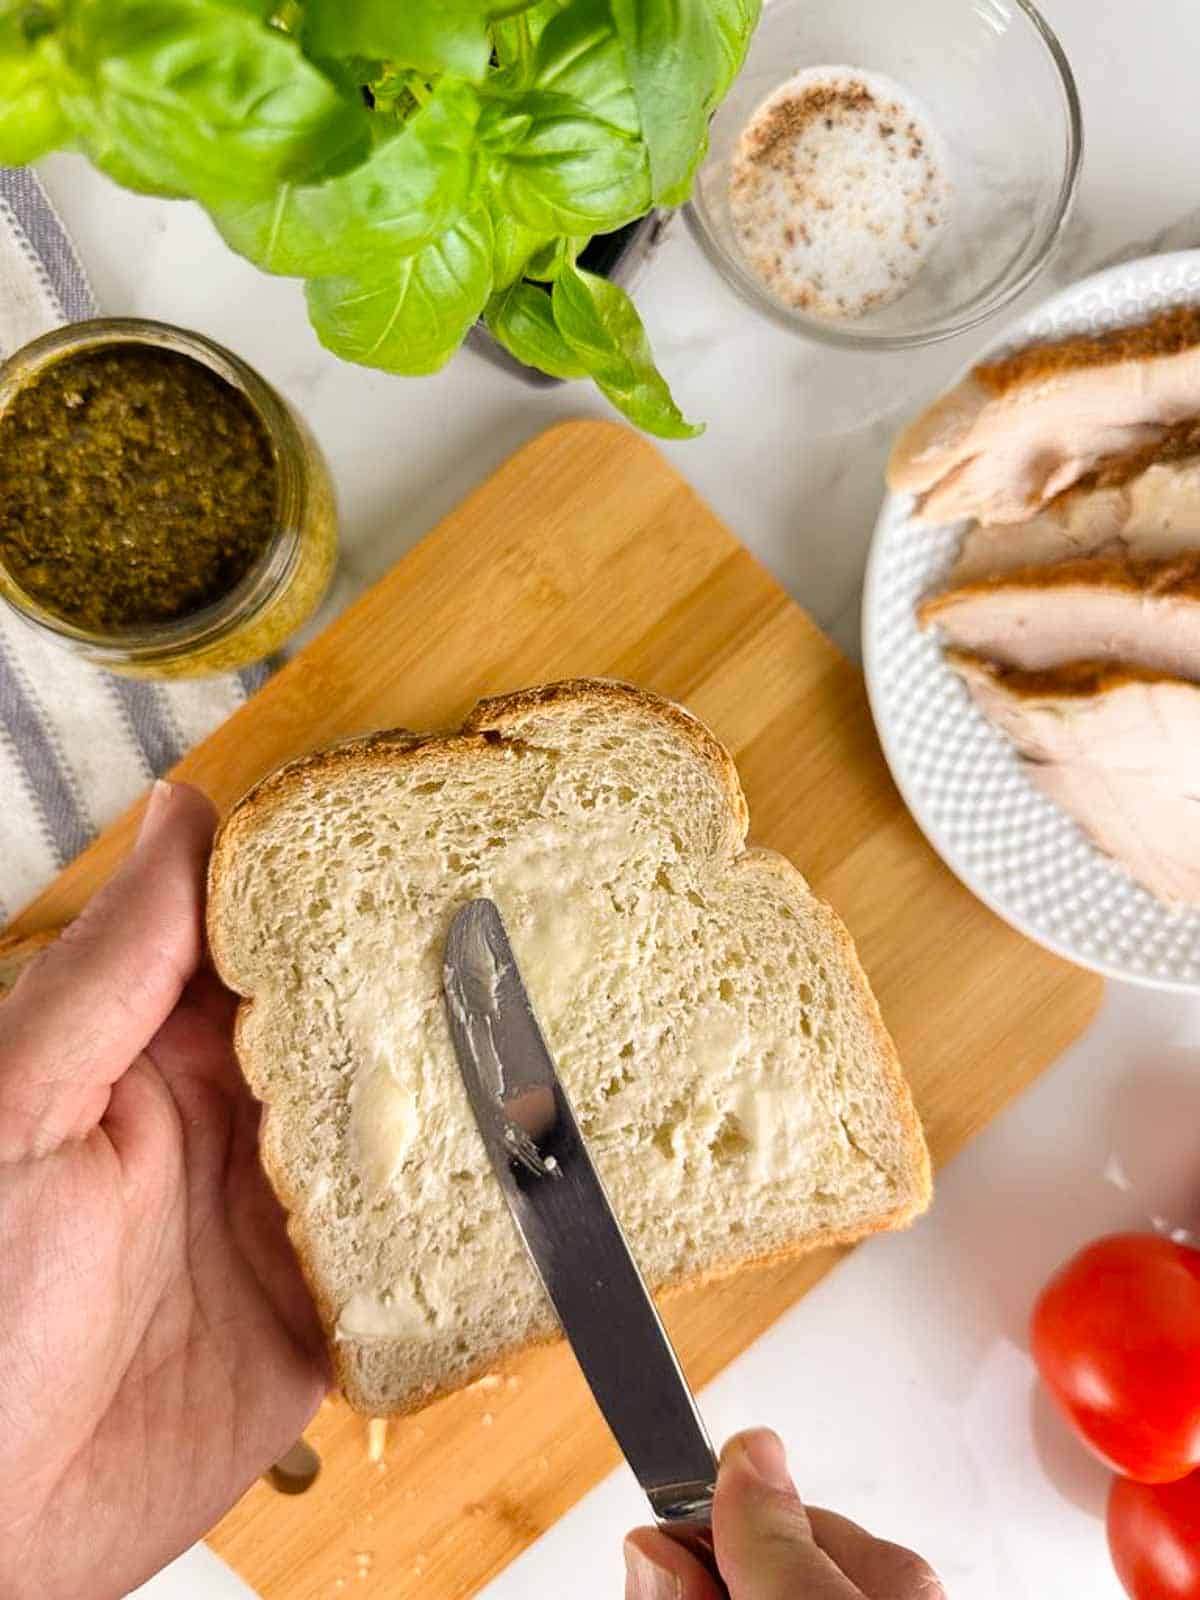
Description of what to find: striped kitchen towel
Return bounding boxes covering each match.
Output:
[0,169,268,924]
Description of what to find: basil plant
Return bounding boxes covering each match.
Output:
[0,0,762,437]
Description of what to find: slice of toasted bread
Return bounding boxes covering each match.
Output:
[208,679,931,1415]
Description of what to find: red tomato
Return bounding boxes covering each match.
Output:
[1109,1473,1200,1600]
[1031,1234,1200,1483]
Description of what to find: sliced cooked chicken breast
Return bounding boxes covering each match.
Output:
[950,426,1200,583]
[949,652,1200,905]
[919,554,1200,679]
[889,305,1200,526]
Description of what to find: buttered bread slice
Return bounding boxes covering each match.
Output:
[208,680,930,1415]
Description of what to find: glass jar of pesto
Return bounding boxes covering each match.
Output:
[0,318,336,679]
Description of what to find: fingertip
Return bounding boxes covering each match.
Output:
[624,1527,676,1564]
[624,1528,721,1600]
[714,1430,834,1598]
[720,1427,783,1464]
[170,778,219,828]
[68,777,215,967]
[719,1428,794,1494]
[0,778,220,1155]
[135,779,218,856]
[623,1531,677,1600]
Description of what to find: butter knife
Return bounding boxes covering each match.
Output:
[442,897,724,1586]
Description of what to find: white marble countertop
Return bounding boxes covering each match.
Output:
[35,2,1200,1595]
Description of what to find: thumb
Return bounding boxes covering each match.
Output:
[0,780,215,1159]
[713,1431,864,1600]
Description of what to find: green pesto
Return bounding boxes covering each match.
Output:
[0,344,277,631]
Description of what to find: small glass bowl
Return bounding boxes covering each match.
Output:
[687,0,1083,349]
[0,319,337,679]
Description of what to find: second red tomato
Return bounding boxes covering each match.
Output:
[1109,1472,1200,1600]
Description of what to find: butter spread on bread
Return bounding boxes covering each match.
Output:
[208,680,931,1416]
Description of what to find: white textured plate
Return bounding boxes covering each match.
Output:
[864,250,1200,991]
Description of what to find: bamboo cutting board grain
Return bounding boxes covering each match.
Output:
[7,421,1102,1598]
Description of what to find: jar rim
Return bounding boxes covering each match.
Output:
[0,316,306,661]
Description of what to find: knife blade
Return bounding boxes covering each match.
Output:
[442,897,724,1583]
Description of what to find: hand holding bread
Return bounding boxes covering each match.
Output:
[0,689,934,1594]
[0,781,326,1600]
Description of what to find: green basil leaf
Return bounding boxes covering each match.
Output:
[59,0,367,204]
[524,234,584,279]
[487,0,552,18]
[492,0,571,65]
[213,78,480,276]
[0,18,68,163]
[484,280,586,379]
[710,0,760,100]
[551,260,700,438]
[481,88,649,234]
[530,0,638,136]
[484,207,578,288]
[306,210,494,375]
[490,24,523,72]
[609,0,722,204]
[490,210,554,288]
[303,0,491,81]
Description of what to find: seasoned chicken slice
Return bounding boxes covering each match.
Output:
[919,554,1200,679]
[950,652,1200,905]
[950,425,1200,583]
[889,306,1200,526]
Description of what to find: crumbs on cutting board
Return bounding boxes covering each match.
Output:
[365,1417,388,1463]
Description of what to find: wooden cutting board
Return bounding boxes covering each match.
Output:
[8,420,1102,1598]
